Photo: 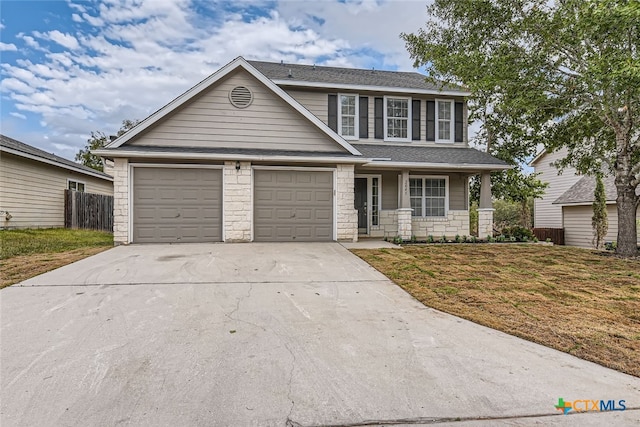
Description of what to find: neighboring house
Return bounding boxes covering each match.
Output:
[531,148,640,248]
[530,147,581,229]
[0,134,114,229]
[95,57,508,245]
[553,175,640,248]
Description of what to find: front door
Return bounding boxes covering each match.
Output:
[354,178,368,233]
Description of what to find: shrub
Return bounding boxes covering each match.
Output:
[427,235,435,243]
[501,226,534,241]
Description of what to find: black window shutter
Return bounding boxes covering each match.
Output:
[412,100,421,141]
[328,94,337,132]
[374,97,384,139]
[454,102,464,142]
[426,100,435,141]
[359,96,368,139]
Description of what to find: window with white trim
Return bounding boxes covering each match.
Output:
[68,180,85,192]
[410,177,447,217]
[384,96,410,141]
[436,99,454,142]
[371,177,379,226]
[338,94,358,139]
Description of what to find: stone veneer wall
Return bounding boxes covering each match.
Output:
[113,157,129,245]
[411,210,470,239]
[369,210,398,238]
[336,164,358,242]
[223,161,252,242]
[477,208,494,239]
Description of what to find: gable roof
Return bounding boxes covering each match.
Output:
[529,149,547,166]
[356,144,511,170]
[248,61,469,96]
[105,56,361,156]
[0,134,113,181]
[553,175,639,205]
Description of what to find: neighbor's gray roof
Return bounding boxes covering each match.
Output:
[553,175,639,205]
[355,144,510,166]
[248,60,466,93]
[0,134,112,180]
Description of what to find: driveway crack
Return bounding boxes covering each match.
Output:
[284,340,297,425]
[224,283,266,332]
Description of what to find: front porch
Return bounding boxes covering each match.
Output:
[352,169,494,241]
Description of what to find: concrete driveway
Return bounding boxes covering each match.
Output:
[1,243,639,426]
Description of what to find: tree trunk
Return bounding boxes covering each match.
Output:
[614,127,639,256]
[616,187,638,257]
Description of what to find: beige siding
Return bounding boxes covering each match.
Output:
[286,89,328,123]
[129,70,342,152]
[282,88,469,146]
[532,148,581,228]
[563,204,640,248]
[381,171,398,210]
[448,174,467,210]
[0,153,113,229]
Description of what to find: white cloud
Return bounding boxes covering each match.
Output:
[1,0,434,158]
[45,30,81,50]
[0,42,17,51]
[10,112,27,120]
[20,35,41,49]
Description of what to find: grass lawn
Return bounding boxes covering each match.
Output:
[352,244,640,377]
[0,228,113,288]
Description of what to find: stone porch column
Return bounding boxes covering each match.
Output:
[223,161,252,242]
[478,172,494,238]
[397,169,412,240]
[336,164,358,242]
[113,157,129,245]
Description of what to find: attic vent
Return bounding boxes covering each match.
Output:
[229,86,253,108]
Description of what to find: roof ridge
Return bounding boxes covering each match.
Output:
[247,60,425,76]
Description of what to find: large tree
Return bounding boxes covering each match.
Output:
[403,0,640,256]
[76,119,138,171]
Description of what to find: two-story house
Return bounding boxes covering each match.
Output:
[95,57,508,244]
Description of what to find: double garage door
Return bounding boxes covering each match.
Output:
[132,167,333,243]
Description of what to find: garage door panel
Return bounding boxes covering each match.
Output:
[133,167,222,243]
[254,170,333,242]
[276,190,293,202]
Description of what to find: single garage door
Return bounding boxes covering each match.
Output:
[254,169,333,241]
[133,167,222,243]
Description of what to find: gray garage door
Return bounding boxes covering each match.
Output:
[254,170,333,241]
[133,167,222,243]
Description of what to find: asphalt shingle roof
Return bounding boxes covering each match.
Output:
[355,144,509,166]
[108,145,355,158]
[553,175,639,205]
[0,134,112,179]
[248,60,466,93]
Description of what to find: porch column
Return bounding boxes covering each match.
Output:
[112,157,129,245]
[336,164,358,242]
[478,172,495,238]
[397,169,412,240]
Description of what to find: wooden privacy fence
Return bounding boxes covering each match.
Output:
[533,228,565,245]
[64,190,114,232]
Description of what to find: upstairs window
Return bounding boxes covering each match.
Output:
[384,96,411,141]
[436,99,454,142]
[68,180,85,192]
[338,94,358,139]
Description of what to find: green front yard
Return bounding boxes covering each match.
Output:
[0,228,113,288]
[352,244,640,377]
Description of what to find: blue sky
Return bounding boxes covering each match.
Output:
[1,0,436,160]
